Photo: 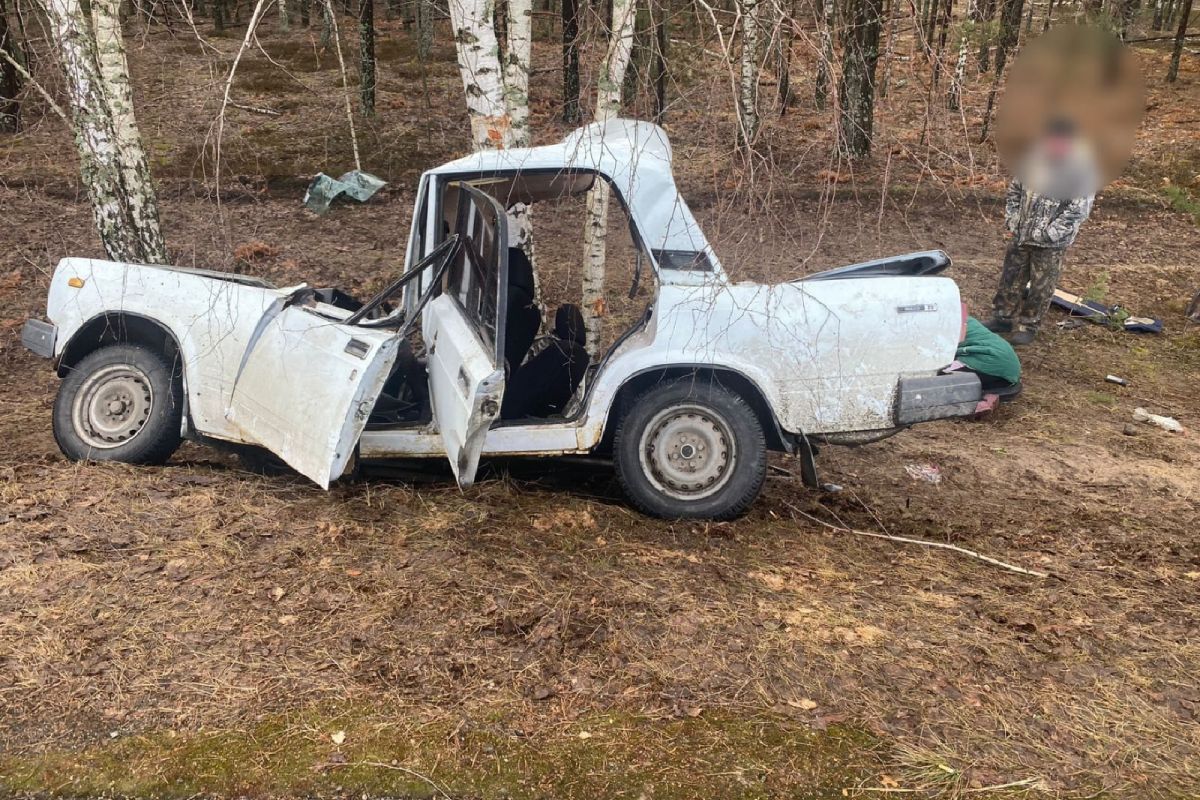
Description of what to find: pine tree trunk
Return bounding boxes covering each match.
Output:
[300,0,310,25]
[776,0,794,112]
[1167,0,1191,81]
[562,0,581,121]
[1043,0,1055,29]
[0,0,21,133]
[814,0,834,108]
[838,0,883,158]
[416,0,432,102]
[736,0,759,147]
[359,0,375,116]
[980,0,1023,139]
[503,0,532,145]
[652,0,668,121]
[41,0,145,262]
[580,0,635,355]
[1152,0,1163,28]
[879,0,900,97]
[449,0,512,149]
[213,0,225,30]
[932,0,952,87]
[976,0,996,70]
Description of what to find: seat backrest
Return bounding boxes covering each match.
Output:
[554,303,586,349]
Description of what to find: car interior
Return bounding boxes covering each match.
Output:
[342,170,651,432]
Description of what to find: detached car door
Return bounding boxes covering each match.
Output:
[423,182,509,487]
[227,299,401,489]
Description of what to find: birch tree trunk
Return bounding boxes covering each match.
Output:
[580,0,636,355]
[279,0,290,29]
[503,0,532,147]
[91,0,167,263]
[814,0,834,109]
[449,0,513,149]
[776,0,794,112]
[947,0,975,109]
[736,0,760,147]
[41,0,145,262]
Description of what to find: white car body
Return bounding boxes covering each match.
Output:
[24,120,980,506]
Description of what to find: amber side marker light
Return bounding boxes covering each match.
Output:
[67,277,85,289]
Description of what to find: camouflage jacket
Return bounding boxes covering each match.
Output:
[1005,179,1093,250]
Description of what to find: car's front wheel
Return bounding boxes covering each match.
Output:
[613,379,767,520]
[53,343,183,465]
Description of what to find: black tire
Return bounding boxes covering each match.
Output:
[53,343,183,466]
[613,378,767,520]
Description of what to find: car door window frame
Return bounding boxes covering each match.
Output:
[436,182,509,367]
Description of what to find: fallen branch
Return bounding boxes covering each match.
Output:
[0,51,68,123]
[228,100,282,116]
[784,502,1050,578]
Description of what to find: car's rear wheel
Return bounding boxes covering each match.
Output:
[613,379,767,520]
[53,343,183,465]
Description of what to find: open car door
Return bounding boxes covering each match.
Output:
[423,182,509,487]
[226,238,462,488]
[226,301,401,488]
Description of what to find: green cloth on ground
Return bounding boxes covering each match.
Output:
[956,317,1022,385]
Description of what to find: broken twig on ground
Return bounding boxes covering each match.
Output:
[785,503,1050,578]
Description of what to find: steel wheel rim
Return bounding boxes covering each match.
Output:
[638,403,736,501]
[71,363,155,450]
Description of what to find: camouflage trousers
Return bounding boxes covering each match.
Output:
[992,242,1065,329]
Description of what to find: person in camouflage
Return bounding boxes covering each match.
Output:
[987,178,1094,346]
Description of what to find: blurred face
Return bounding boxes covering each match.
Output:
[995,25,1144,200]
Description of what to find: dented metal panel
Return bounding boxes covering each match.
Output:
[422,294,504,485]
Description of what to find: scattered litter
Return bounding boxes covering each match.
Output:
[905,463,943,484]
[303,170,386,214]
[330,730,346,746]
[974,393,1000,416]
[820,482,843,493]
[1051,288,1163,333]
[1105,375,1129,386]
[1132,407,1184,433]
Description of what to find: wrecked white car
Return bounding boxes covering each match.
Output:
[22,120,981,519]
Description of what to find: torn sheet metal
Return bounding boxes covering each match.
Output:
[303,170,386,214]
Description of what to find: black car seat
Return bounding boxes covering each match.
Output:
[504,248,540,371]
[501,304,590,420]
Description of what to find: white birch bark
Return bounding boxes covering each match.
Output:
[736,0,760,147]
[579,0,636,355]
[279,0,290,29]
[947,0,974,109]
[448,0,513,150]
[503,0,531,148]
[91,0,167,263]
[40,0,143,262]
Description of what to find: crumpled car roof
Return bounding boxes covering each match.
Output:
[427,119,721,278]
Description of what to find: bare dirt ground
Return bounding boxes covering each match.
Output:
[1,14,1199,799]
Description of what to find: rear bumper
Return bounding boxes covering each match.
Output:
[894,373,982,425]
[21,319,56,359]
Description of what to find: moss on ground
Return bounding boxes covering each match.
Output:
[0,707,883,799]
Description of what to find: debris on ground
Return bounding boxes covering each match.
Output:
[904,463,943,484]
[303,170,386,214]
[1132,407,1184,433]
[1105,374,1129,386]
[1051,288,1163,333]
